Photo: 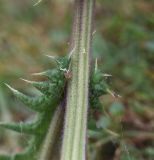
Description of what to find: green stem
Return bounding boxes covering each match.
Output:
[61,0,95,160]
[39,105,64,160]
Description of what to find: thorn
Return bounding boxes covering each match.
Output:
[95,58,98,73]
[4,83,18,94]
[60,67,68,72]
[106,89,116,98]
[44,54,62,66]
[32,70,54,81]
[31,71,47,76]
[92,30,96,36]
[33,0,42,6]
[20,78,42,85]
[107,89,121,98]
[21,78,50,95]
[20,78,43,86]
[102,73,112,77]
[68,47,76,59]
[44,54,57,59]
[20,78,33,84]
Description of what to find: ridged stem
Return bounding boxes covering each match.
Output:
[61,0,95,160]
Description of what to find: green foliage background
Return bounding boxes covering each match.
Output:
[0,0,154,160]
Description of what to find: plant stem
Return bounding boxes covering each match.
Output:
[39,105,64,160]
[61,0,95,160]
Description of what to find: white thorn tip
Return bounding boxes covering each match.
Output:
[103,73,112,77]
[60,67,68,72]
[117,94,122,98]
[33,0,42,6]
[95,58,98,73]
[44,54,56,59]
[106,89,115,98]
[92,30,96,36]
[20,78,33,83]
[4,83,18,93]
[31,71,46,76]
[68,47,76,59]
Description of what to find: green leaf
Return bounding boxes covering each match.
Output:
[0,122,37,134]
[5,84,48,111]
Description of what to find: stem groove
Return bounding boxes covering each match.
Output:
[61,0,95,160]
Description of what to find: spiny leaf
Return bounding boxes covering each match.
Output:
[20,78,62,97]
[32,70,59,81]
[33,70,65,85]
[5,84,48,111]
[45,55,71,73]
[90,68,118,110]
[0,56,69,160]
[32,57,70,83]
[45,55,70,69]
[45,55,59,63]
[20,79,50,94]
[0,122,38,134]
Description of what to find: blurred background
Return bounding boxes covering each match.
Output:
[0,0,153,159]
